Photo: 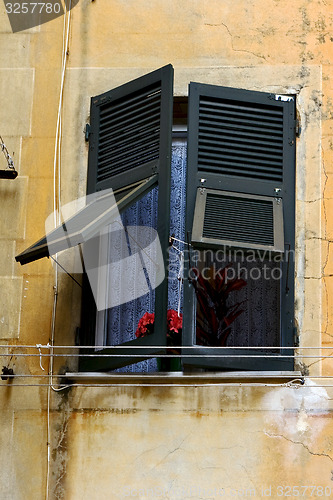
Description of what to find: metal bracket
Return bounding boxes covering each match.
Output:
[295,118,301,137]
[85,124,91,142]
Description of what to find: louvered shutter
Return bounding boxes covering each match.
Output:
[183,82,296,370]
[79,66,174,371]
[192,189,284,253]
[87,65,173,194]
[186,83,295,233]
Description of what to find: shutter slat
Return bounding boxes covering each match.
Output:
[198,165,282,181]
[99,110,160,139]
[195,91,285,183]
[200,96,283,117]
[199,111,284,131]
[97,158,158,182]
[97,142,159,173]
[198,157,282,173]
[198,136,283,155]
[198,154,282,169]
[198,131,283,150]
[199,127,283,146]
[98,136,159,164]
[99,83,160,118]
[100,97,160,130]
[202,192,275,247]
[198,144,282,163]
[99,119,160,148]
[199,117,283,136]
[200,104,284,124]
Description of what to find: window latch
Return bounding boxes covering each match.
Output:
[199,178,206,194]
[274,187,281,202]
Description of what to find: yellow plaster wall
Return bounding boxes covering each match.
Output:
[0,0,332,498]
[64,384,333,499]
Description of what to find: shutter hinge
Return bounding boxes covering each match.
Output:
[85,124,91,142]
[293,326,300,347]
[295,118,301,137]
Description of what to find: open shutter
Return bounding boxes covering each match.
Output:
[15,177,157,265]
[15,65,174,372]
[80,65,174,371]
[183,82,296,371]
[87,64,173,194]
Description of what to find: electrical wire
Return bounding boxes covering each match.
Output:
[46,3,72,499]
[1,345,332,349]
[2,374,333,379]
[2,382,333,389]
[1,353,331,358]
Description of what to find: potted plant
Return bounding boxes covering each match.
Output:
[189,264,247,347]
[135,309,182,371]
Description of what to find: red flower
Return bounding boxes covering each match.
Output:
[135,310,183,344]
[135,312,155,338]
[167,309,182,333]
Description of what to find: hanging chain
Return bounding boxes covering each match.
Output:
[0,134,15,170]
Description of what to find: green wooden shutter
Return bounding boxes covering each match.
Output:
[80,65,174,371]
[191,189,284,253]
[183,82,296,371]
[87,64,173,194]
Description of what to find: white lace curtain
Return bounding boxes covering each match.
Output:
[105,140,187,372]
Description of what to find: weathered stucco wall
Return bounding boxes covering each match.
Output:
[0,0,333,498]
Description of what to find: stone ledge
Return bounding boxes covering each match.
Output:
[65,371,303,385]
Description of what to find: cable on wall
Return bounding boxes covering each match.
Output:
[1,344,332,350]
[46,2,72,499]
[2,382,333,389]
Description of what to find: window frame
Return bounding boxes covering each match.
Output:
[14,68,298,374]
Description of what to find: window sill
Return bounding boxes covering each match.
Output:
[64,371,303,386]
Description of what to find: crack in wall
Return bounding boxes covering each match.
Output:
[150,433,190,471]
[305,276,333,279]
[204,22,267,61]
[239,464,260,493]
[321,144,332,350]
[264,431,333,464]
[51,394,71,500]
[307,350,333,369]
[131,445,163,465]
[307,237,333,241]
